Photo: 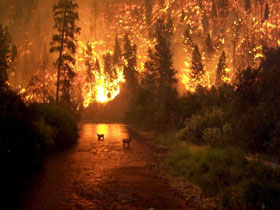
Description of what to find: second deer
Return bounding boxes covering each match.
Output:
[123,135,132,148]
[97,133,104,140]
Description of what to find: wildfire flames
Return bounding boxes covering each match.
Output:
[10,0,280,107]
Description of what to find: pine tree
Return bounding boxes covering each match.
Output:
[85,42,94,84]
[191,44,204,82]
[123,33,138,93]
[95,58,101,74]
[159,0,165,8]
[202,13,209,33]
[218,0,229,18]
[113,35,122,67]
[166,14,174,39]
[245,0,251,12]
[10,44,18,87]
[232,17,242,71]
[205,33,214,58]
[183,25,195,52]
[180,9,186,23]
[216,50,227,87]
[90,0,99,39]
[154,17,177,88]
[145,0,153,27]
[264,3,269,22]
[103,53,114,81]
[49,0,81,105]
[143,47,158,90]
[0,25,11,90]
[211,0,218,19]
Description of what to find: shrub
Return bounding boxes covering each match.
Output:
[0,89,43,204]
[29,103,79,148]
[178,107,227,145]
[241,181,280,210]
[202,123,233,148]
[165,146,280,208]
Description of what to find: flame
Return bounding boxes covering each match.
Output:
[16,0,280,106]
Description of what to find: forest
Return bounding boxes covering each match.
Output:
[0,0,280,209]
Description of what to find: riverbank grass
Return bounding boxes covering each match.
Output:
[156,134,280,209]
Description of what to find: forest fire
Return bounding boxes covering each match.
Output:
[2,0,279,108]
[2,1,280,210]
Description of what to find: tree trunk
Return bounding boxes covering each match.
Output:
[56,6,67,104]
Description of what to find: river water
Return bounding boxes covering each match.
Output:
[20,123,191,210]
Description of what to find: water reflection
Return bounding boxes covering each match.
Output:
[20,123,189,210]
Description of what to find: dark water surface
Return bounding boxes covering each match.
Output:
[21,123,191,210]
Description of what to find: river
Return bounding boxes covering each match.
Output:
[20,123,191,210]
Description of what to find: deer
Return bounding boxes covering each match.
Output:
[123,135,132,148]
[97,133,104,140]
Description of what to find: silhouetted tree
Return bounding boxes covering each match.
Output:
[205,33,214,58]
[191,44,204,82]
[95,58,101,74]
[183,26,195,52]
[113,35,122,67]
[263,2,269,22]
[180,9,186,23]
[0,25,11,90]
[143,47,158,91]
[154,17,177,88]
[103,53,114,81]
[10,44,18,87]
[211,0,218,19]
[90,0,99,38]
[218,0,229,18]
[245,0,251,12]
[85,42,95,85]
[145,0,153,27]
[159,0,165,8]
[216,51,227,87]
[50,0,81,105]
[123,34,138,93]
[202,13,209,33]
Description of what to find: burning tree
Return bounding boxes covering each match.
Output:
[50,0,81,106]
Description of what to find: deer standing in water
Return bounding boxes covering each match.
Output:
[123,135,132,148]
[97,133,104,140]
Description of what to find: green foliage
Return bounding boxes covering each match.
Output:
[165,146,280,209]
[155,131,181,148]
[179,107,228,145]
[0,87,79,206]
[175,48,280,156]
[29,103,79,148]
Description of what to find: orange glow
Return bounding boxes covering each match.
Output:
[17,0,280,106]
